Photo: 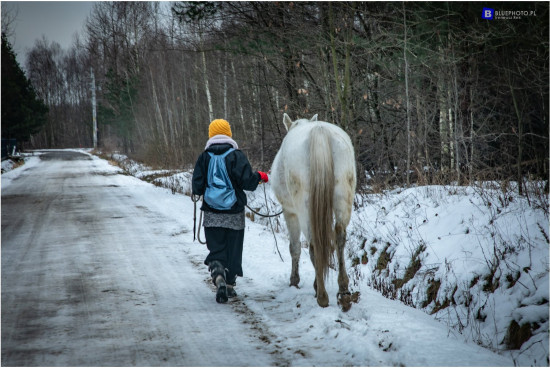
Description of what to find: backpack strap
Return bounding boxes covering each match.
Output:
[220,148,235,158]
[207,147,235,158]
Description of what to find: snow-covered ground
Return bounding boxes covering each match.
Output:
[347,185,548,363]
[2,150,548,366]
[1,159,16,172]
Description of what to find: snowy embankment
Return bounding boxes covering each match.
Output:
[346,185,548,366]
[1,159,16,172]
[4,151,547,366]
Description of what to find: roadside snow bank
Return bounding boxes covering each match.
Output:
[349,186,548,366]
[1,159,16,172]
[1,155,42,187]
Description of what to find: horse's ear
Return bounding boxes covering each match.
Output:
[283,113,293,131]
[310,114,318,122]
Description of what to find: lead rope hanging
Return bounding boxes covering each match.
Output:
[192,195,207,244]
[259,182,284,262]
[245,204,283,218]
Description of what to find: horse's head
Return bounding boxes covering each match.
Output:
[283,113,318,132]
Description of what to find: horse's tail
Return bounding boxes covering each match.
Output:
[309,125,335,281]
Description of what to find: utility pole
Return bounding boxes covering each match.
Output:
[91,67,98,149]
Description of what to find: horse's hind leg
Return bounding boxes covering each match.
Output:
[335,222,352,311]
[314,259,329,307]
[308,240,329,307]
[284,211,301,287]
[335,222,350,294]
[334,173,355,310]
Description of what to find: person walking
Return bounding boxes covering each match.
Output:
[192,119,269,303]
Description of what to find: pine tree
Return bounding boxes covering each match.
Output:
[1,33,48,144]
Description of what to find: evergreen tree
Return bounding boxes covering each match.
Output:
[98,69,138,154]
[1,33,48,143]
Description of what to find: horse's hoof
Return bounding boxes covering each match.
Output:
[317,300,329,308]
[337,292,352,312]
[337,291,360,312]
[317,292,329,308]
[290,280,300,288]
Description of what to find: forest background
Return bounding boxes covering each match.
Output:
[2,1,549,191]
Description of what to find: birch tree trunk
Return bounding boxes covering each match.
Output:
[230,60,246,132]
[328,2,353,130]
[437,44,450,174]
[182,66,193,149]
[150,68,168,149]
[202,49,214,122]
[258,62,264,166]
[403,2,411,186]
[198,28,213,122]
[448,91,455,171]
[452,59,461,184]
[223,53,228,117]
[508,71,524,195]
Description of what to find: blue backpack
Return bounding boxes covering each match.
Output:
[204,148,237,210]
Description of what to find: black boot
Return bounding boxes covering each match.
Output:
[209,261,228,303]
[215,275,228,303]
[226,277,237,298]
[227,284,237,298]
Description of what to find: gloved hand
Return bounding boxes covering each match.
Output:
[258,171,269,183]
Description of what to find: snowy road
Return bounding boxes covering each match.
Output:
[2,150,517,366]
[1,151,284,366]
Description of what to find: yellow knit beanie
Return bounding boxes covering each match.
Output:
[209,119,232,138]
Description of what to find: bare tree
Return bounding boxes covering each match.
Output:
[23,1,548,192]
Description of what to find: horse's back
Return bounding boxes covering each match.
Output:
[271,121,355,215]
[277,121,354,170]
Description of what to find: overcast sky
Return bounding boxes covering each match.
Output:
[2,1,94,66]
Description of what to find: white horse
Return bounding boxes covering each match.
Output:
[271,113,357,310]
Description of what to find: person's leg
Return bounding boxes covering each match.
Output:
[225,229,244,285]
[204,227,228,270]
[224,229,244,298]
[204,227,229,303]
